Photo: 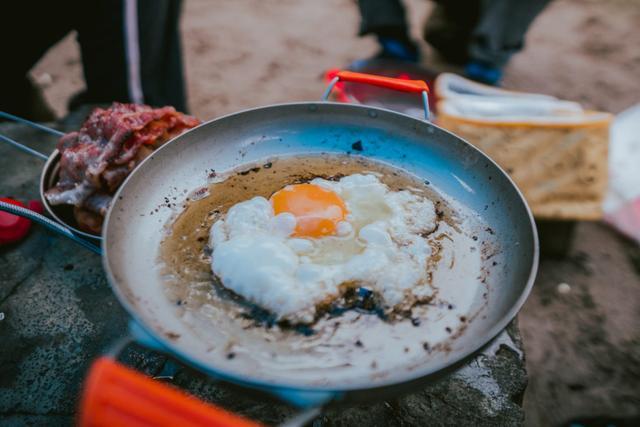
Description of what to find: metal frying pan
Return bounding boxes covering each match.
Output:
[106,72,538,403]
[1,72,538,424]
[0,111,101,241]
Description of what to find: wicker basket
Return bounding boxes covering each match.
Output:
[435,74,612,220]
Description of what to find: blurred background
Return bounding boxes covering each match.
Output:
[7,0,640,425]
[28,0,639,119]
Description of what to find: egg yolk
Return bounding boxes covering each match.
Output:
[270,183,347,237]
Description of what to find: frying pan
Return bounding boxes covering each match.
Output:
[0,71,538,425]
[0,111,101,241]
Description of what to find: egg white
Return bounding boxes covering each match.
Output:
[209,173,438,323]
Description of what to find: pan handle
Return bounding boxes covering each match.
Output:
[128,320,339,408]
[0,200,101,254]
[322,70,431,120]
[79,356,262,427]
[78,324,328,427]
[0,134,49,161]
[0,110,65,137]
[79,356,323,427]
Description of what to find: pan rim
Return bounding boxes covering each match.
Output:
[102,101,539,395]
[39,149,103,241]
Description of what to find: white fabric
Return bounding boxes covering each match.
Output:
[124,0,144,104]
[604,104,640,243]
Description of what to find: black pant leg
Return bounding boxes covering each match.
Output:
[424,0,482,65]
[137,0,187,111]
[74,0,130,106]
[74,0,186,111]
[468,0,552,67]
[357,0,410,39]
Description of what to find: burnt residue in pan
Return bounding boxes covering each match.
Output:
[158,154,494,369]
[196,259,436,336]
[162,162,451,326]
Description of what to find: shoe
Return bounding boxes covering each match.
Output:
[464,61,503,86]
[376,36,420,63]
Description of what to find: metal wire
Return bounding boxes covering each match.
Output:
[0,111,65,137]
[321,76,340,101]
[0,200,101,254]
[422,90,431,121]
[0,134,48,161]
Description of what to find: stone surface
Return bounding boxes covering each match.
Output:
[0,121,527,426]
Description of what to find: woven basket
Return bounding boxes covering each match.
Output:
[437,111,612,220]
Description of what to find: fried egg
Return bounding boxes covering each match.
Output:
[209,173,437,323]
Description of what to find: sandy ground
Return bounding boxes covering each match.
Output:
[30,0,640,119]
[25,0,640,425]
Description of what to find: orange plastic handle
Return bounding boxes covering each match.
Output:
[336,70,429,94]
[79,357,261,427]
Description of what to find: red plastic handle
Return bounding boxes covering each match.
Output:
[0,198,44,244]
[79,357,261,427]
[336,70,429,94]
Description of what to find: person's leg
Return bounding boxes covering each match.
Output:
[137,0,187,111]
[467,0,551,70]
[73,0,187,111]
[357,0,419,62]
[0,3,74,119]
[423,0,481,65]
[424,0,549,84]
[72,0,131,108]
[358,0,409,37]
